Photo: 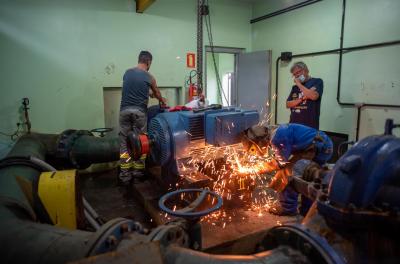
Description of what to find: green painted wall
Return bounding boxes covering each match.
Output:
[0,0,252,157]
[251,0,400,139]
[2,0,398,159]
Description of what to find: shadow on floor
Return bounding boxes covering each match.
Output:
[80,168,154,229]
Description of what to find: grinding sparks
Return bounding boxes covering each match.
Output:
[169,141,285,227]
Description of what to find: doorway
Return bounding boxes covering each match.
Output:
[205,46,244,106]
[205,47,272,113]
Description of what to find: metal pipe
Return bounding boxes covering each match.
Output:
[36,138,107,227]
[343,40,400,53]
[70,135,119,168]
[84,210,100,230]
[274,56,280,125]
[196,0,204,93]
[355,105,362,141]
[336,0,347,106]
[164,245,302,264]
[83,197,104,225]
[0,134,138,263]
[30,156,56,171]
[250,0,322,24]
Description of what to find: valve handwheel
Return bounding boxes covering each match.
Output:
[90,128,113,137]
[159,189,223,218]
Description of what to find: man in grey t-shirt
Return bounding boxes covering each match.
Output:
[119,51,165,185]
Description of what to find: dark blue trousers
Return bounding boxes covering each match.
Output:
[278,185,312,216]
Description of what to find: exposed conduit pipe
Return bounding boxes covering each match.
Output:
[250,0,322,24]
[196,0,204,93]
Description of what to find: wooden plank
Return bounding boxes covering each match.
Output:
[201,210,299,251]
[131,180,167,226]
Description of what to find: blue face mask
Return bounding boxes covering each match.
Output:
[297,74,306,83]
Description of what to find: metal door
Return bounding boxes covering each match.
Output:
[236,51,271,116]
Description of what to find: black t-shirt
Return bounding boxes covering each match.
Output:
[286,78,323,129]
[120,68,152,111]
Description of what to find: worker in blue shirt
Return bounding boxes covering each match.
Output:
[287,61,323,129]
[242,123,333,216]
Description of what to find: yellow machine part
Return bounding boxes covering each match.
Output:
[136,0,156,13]
[38,170,78,229]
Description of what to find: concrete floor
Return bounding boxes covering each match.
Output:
[81,167,300,251]
[81,168,154,229]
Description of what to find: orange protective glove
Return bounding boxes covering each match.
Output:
[268,166,293,192]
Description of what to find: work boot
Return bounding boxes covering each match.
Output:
[131,171,147,183]
[117,174,131,187]
[269,205,298,216]
[117,179,134,200]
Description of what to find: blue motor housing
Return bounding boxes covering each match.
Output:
[147,107,259,180]
[277,132,400,264]
[205,109,260,146]
[317,135,400,229]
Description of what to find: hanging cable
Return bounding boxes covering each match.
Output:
[0,123,22,141]
[205,3,228,104]
[1,98,32,141]
[204,0,229,105]
[184,70,198,88]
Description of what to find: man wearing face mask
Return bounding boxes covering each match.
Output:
[119,51,166,186]
[286,61,323,129]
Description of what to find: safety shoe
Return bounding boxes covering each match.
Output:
[117,179,134,200]
[117,177,131,187]
[268,205,298,216]
[131,172,147,183]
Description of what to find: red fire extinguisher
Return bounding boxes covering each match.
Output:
[188,83,198,101]
[187,69,199,102]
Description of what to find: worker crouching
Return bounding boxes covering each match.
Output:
[242,123,333,216]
